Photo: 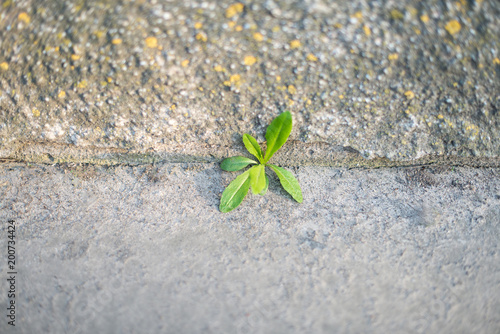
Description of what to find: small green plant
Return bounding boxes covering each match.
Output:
[219,111,303,212]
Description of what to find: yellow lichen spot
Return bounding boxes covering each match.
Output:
[226,3,244,18]
[194,22,203,29]
[58,91,66,99]
[339,95,344,99]
[18,12,30,24]
[276,75,281,82]
[437,114,444,119]
[413,28,421,35]
[100,81,108,86]
[363,25,371,36]
[228,21,237,29]
[388,53,399,61]
[170,104,176,111]
[351,11,363,20]
[244,55,257,66]
[235,25,243,32]
[198,87,204,91]
[453,82,458,87]
[334,23,343,29]
[306,99,312,106]
[306,54,318,62]
[77,80,88,89]
[420,15,429,23]
[493,58,500,65]
[145,36,158,48]
[223,80,231,86]
[404,91,415,99]
[196,32,207,42]
[214,65,224,72]
[253,32,264,42]
[71,54,81,61]
[111,38,122,45]
[32,109,40,117]
[290,40,301,49]
[272,26,280,32]
[181,59,190,67]
[337,69,343,73]
[107,77,113,83]
[230,74,241,84]
[390,9,404,20]
[445,20,461,35]
[94,30,105,39]
[288,85,297,95]
[0,62,8,71]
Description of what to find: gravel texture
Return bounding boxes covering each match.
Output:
[1,0,499,165]
[0,163,499,333]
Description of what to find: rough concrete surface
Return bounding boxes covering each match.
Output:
[1,0,500,333]
[1,0,499,165]
[0,163,499,333]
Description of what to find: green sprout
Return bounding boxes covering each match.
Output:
[219,111,303,212]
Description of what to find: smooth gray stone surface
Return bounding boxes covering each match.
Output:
[1,163,499,333]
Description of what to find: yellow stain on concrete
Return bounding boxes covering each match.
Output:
[145,36,158,48]
[226,3,244,18]
[181,59,190,67]
[18,12,30,24]
[111,38,122,45]
[0,62,8,71]
[388,53,399,61]
[404,91,415,99]
[363,25,371,36]
[253,32,264,42]
[244,55,257,66]
[196,32,207,42]
[351,11,363,20]
[445,20,461,35]
[230,74,241,83]
[77,80,88,89]
[290,40,301,49]
[306,54,318,62]
[94,30,105,39]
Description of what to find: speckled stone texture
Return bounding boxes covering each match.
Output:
[0,163,499,333]
[1,0,499,165]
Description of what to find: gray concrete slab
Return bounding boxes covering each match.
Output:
[1,163,499,333]
[1,0,499,166]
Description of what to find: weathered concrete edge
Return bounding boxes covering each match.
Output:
[0,141,499,168]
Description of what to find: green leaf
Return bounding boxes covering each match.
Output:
[268,164,303,203]
[259,174,269,196]
[249,165,266,194]
[220,156,257,171]
[263,111,292,162]
[220,171,251,212]
[243,134,263,162]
